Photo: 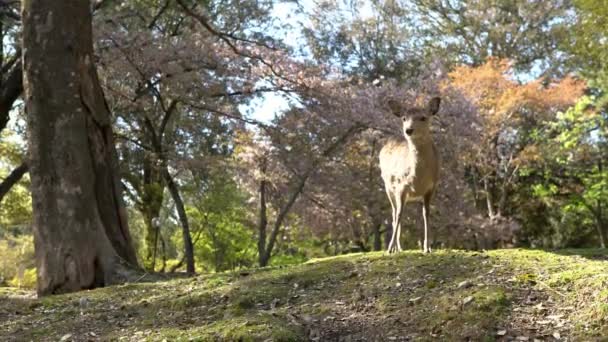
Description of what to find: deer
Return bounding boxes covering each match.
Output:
[379,96,441,254]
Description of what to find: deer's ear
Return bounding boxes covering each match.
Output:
[387,99,402,117]
[428,97,441,115]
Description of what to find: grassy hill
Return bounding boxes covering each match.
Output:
[1,249,607,341]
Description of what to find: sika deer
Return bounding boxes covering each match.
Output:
[379,97,441,253]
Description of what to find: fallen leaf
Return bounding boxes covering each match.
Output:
[457,280,472,289]
[462,296,474,305]
[409,296,422,303]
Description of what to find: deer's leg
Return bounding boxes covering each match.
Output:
[391,189,405,253]
[385,186,398,253]
[395,192,408,252]
[422,193,432,253]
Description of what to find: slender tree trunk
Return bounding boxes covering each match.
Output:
[0,162,28,204]
[497,186,507,217]
[259,125,361,266]
[138,122,167,271]
[140,180,164,271]
[159,235,167,273]
[484,178,496,218]
[372,222,382,251]
[471,168,480,210]
[260,173,308,267]
[598,160,606,248]
[257,158,269,266]
[596,201,606,249]
[595,220,606,249]
[384,220,392,250]
[22,0,139,296]
[150,215,160,271]
[163,169,195,274]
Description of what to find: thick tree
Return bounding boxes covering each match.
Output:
[22,0,139,295]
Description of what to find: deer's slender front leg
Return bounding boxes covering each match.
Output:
[385,187,398,253]
[422,194,432,253]
[389,189,405,253]
[395,193,408,252]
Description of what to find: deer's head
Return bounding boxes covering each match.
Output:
[387,97,441,139]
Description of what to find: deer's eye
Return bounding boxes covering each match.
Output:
[420,117,427,122]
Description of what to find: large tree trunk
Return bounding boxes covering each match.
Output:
[22,0,139,296]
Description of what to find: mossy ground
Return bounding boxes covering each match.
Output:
[1,249,607,341]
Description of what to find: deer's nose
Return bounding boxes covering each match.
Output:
[405,129,414,135]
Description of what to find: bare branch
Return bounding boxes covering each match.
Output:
[0,162,28,204]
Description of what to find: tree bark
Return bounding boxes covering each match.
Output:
[140,161,164,271]
[0,162,28,204]
[257,157,269,267]
[372,222,382,251]
[22,0,139,296]
[484,178,496,218]
[384,221,392,250]
[595,201,606,249]
[259,174,307,267]
[0,53,22,133]
[598,159,606,248]
[596,219,606,249]
[163,169,195,274]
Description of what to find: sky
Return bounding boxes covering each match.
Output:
[239,1,313,124]
[243,0,375,124]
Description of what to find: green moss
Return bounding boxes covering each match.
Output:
[1,249,607,341]
[474,287,510,311]
[515,272,538,285]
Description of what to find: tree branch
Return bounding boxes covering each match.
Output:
[262,124,363,263]
[0,162,28,204]
[0,53,23,132]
